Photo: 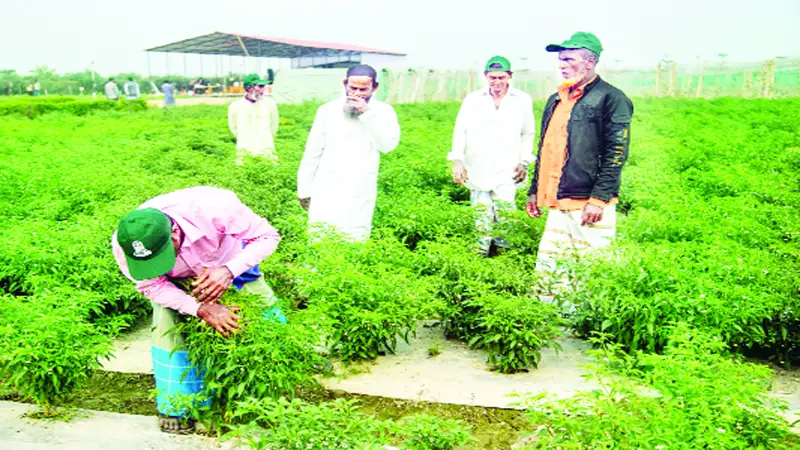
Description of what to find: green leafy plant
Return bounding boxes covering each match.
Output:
[513,324,799,449]
[224,397,392,449]
[293,235,441,361]
[224,397,475,450]
[171,279,327,432]
[468,293,563,373]
[391,414,474,450]
[0,295,115,416]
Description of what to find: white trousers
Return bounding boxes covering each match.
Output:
[535,205,617,299]
[470,184,517,254]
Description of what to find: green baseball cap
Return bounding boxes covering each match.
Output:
[546,32,603,56]
[243,73,268,89]
[485,55,511,72]
[116,208,176,281]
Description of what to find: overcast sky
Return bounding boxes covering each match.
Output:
[2,0,797,76]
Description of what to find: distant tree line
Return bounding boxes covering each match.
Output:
[0,66,247,96]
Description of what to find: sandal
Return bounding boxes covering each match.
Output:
[159,414,196,435]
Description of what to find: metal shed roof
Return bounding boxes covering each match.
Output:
[145,32,406,58]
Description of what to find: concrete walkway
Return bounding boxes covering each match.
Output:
[0,401,238,450]
[100,321,800,421]
[318,323,599,409]
[100,321,600,409]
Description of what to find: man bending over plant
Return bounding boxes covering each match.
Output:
[526,32,633,303]
[111,186,285,433]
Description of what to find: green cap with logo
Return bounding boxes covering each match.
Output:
[243,73,268,89]
[485,55,511,72]
[116,208,176,281]
[546,32,603,56]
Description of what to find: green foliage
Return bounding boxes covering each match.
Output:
[171,280,327,432]
[515,325,799,449]
[293,235,441,361]
[559,98,800,364]
[0,295,115,413]
[3,96,799,440]
[468,293,563,373]
[224,397,474,450]
[225,397,391,449]
[390,414,474,450]
[0,96,147,118]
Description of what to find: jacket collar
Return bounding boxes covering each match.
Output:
[552,75,603,104]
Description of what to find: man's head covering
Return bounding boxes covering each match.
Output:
[116,208,176,281]
[346,64,378,82]
[546,32,603,57]
[485,56,512,72]
[243,73,268,89]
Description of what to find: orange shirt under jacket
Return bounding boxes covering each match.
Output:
[536,77,618,211]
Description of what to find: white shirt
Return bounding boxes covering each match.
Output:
[297,97,400,240]
[448,87,536,191]
[227,96,279,153]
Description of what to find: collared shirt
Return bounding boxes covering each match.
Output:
[227,96,279,152]
[104,81,119,100]
[448,87,536,192]
[111,186,281,317]
[124,81,140,99]
[536,77,617,210]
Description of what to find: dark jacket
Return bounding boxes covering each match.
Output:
[527,76,633,203]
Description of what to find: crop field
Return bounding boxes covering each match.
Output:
[1,96,799,449]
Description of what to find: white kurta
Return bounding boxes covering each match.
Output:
[448,87,536,192]
[227,97,280,163]
[297,98,400,241]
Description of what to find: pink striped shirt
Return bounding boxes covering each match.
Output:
[111,186,281,316]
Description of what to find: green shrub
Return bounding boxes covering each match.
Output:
[0,295,115,414]
[225,397,391,449]
[293,235,441,361]
[515,324,798,449]
[468,293,563,373]
[171,279,327,432]
[391,414,474,450]
[225,397,475,450]
[0,96,147,118]
[561,241,799,362]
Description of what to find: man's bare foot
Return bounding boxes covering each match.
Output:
[159,415,195,434]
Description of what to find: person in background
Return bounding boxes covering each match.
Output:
[161,80,175,107]
[105,77,119,100]
[264,69,276,96]
[124,76,140,100]
[449,55,536,256]
[526,32,633,302]
[227,73,280,165]
[33,80,41,96]
[297,64,400,242]
[111,186,285,434]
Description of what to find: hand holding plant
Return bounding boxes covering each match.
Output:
[197,303,241,338]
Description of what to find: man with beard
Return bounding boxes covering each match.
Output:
[228,73,280,165]
[449,55,536,256]
[525,32,633,300]
[297,64,400,242]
